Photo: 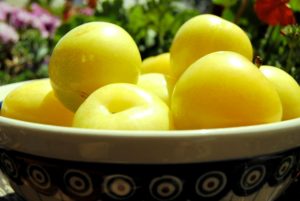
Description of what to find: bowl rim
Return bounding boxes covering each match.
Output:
[0,112,299,138]
[1,80,300,164]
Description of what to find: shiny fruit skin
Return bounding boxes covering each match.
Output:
[170,14,253,78]
[1,79,74,126]
[260,65,300,120]
[49,22,142,111]
[171,51,282,129]
[141,53,172,76]
[73,83,173,130]
[137,73,175,105]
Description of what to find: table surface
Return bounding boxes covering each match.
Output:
[0,171,299,201]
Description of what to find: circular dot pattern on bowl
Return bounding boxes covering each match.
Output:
[195,171,227,198]
[63,169,94,197]
[103,174,136,199]
[0,148,299,201]
[149,175,183,200]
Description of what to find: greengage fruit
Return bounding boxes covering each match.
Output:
[260,65,300,120]
[1,79,74,126]
[170,14,253,78]
[73,83,173,130]
[141,53,172,76]
[137,73,175,105]
[49,22,142,111]
[171,51,282,129]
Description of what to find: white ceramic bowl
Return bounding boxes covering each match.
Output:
[0,81,300,201]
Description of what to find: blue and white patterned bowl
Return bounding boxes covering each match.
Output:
[0,81,300,201]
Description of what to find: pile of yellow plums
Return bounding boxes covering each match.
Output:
[2,14,300,130]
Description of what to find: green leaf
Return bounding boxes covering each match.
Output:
[212,0,238,7]
[222,8,234,21]
[127,5,148,34]
[290,0,300,12]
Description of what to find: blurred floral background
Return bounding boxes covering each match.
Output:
[0,0,299,84]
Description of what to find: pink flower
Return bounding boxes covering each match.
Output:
[0,22,19,44]
[31,3,61,37]
[31,3,48,17]
[79,7,95,16]
[9,8,33,29]
[30,3,61,38]
[34,14,61,38]
[0,2,15,21]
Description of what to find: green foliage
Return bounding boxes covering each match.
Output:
[0,29,50,84]
[276,25,300,81]
[122,0,199,57]
[212,0,238,7]
[55,0,200,58]
[290,0,300,12]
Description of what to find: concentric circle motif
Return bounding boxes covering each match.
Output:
[274,156,295,181]
[240,165,266,191]
[27,164,51,190]
[103,174,136,200]
[0,153,18,179]
[149,175,183,201]
[63,169,93,197]
[195,171,227,198]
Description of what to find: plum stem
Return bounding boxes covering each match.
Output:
[254,56,263,68]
